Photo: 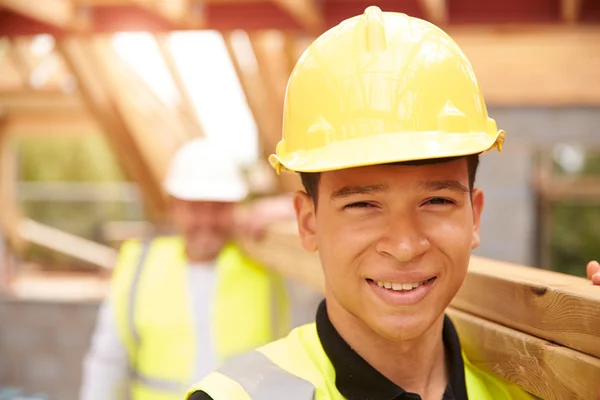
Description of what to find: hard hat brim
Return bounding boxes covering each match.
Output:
[270,130,504,173]
[163,181,248,203]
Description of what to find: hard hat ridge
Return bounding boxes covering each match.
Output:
[269,5,505,174]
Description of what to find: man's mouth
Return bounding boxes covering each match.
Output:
[366,277,436,292]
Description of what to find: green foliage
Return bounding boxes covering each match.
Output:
[16,134,126,182]
[550,203,600,277]
[547,149,600,277]
[14,134,146,270]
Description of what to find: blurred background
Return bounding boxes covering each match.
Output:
[0,0,599,398]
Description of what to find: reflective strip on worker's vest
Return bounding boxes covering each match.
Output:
[128,239,151,344]
[218,350,316,400]
[130,368,189,394]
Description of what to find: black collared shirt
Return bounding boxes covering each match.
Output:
[190,300,468,400]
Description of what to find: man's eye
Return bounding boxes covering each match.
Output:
[344,202,374,209]
[426,198,454,206]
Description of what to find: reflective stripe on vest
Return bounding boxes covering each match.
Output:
[126,239,187,394]
[113,237,291,400]
[128,239,150,346]
[218,350,315,400]
[189,323,535,400]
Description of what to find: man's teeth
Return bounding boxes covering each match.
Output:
[376,280,430,291]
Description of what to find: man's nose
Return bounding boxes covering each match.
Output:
[374,214,431,263]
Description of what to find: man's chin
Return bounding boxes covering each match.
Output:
[186,240,226,262]
[369,311,441,342]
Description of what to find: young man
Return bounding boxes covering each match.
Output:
[186,7,599,400]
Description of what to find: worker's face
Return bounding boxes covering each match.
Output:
[294,159,483,342]
[171,199,235,262]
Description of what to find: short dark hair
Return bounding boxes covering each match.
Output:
[300,154,480,204]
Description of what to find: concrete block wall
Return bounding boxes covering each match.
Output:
[0,298,100,400]
[474,107,600,266]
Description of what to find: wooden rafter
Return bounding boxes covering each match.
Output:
[247,31,288,153]
[155,33,204,139]
[4,110,100,136]
[272,0,324,35]
[246,31,302,192]
[283,33,300,74]
[133,0,203,29]
[96,35,196,172]
[223,31,274,158]
[6,39,32,87]
[224,31,301,193]
[0,0,74,29]
[0,87,98,136]
[561,0,582,24]
[418,0,449,26]
[57,37,169,221]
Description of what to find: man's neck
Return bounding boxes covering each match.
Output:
[327,297,448,399]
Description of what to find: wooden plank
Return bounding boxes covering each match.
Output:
[283,33,300,73]
[56,36,168,220]
[5,38,31,87]
[448,26,600,106]
[0,90,99,135]
[0,0,74,29]
[561,0,582,24]
[447,308,600,400]
[247,31,302,192]
[4,110,100,136]
[16,182,140,202]
[238,221,600,398]
[224,31,301,193]
[223,31,276,158]
[91,36,193,185]
[18,218,118,269]
[271,0,324,35]
[133,0,203,29]
[155,33,204,139]
[239,221,325,292]
[452,255,600,359]
[0,89,83,111]
[248,30,287,151]
[418,0,448,26]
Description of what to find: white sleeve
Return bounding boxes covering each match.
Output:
[79,299,130,400]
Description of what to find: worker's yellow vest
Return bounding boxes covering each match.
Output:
[188,322,534,400]
[110,236,290,400]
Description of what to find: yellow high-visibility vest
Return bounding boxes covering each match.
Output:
[188,323,534,400]
[110,236,290,400]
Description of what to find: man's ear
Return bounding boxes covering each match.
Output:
[471,188,485,250]
[293,191,318,252]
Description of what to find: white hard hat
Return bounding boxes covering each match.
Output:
[163,137,249,202]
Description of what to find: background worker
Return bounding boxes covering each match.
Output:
[80,137,321,400]
[187,7,600,400]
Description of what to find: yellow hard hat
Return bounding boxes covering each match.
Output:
[269,6,505,174]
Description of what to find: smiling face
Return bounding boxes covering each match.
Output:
[171,198,235,262]
[294,158,484,342]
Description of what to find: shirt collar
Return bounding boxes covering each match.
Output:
[315,300,468,400]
